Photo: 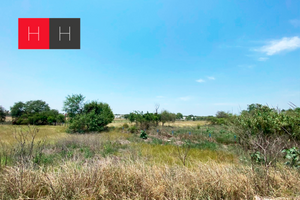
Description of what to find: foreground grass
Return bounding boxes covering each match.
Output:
[1,157,299,199]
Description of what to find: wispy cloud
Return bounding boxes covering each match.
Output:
[207,76,215,80]
[290,19,300,28]
[179,96,191,101]
[255,36,300,56]
[196,79,205,83]
[258,57,269,61]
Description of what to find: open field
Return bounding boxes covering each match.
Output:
[0,123,300,199]
[108,119,209,127]
[0,125,68,144]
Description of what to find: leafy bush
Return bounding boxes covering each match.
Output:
[67,101,114,133]
[282,147,300,168]
[140,130,147,139]
[235,104,300,140]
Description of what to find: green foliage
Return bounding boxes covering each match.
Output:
[56,114,66,123]
[250,151,265,164]
[24,100,50,114]
[140,130,148,139]
[208,117,227,125]
[62,94,85,119]
[235,104,300,140]
[282,147,300,168]
[10,100,63,125]
[128,111,160,129]
[161,110,176,126]
[67,101,114,133]
[47,116,56,124]
[128,112,136,123]
[176,112,183,120]
[10,101,25,118]
[0,106,6,122]
[216,111,230,118]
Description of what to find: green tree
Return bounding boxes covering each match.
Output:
[63,94,85,119]
[68,101,114,133]
[0,106,6,122]
[176,112,183,120]
[24,100,50,114]
[47,116,56,124]
[161,110,176,126]
[128,112,136,123]
[216,111,229,118]
[56,114,66,123]
[10,102,25,118]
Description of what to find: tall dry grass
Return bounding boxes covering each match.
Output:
[1,157,300,199]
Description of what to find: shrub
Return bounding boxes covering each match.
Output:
[123,123,129,128]
[128,125,137,133]
[140,130,147,139]
[67,101,114,133]
[282,147,300,168]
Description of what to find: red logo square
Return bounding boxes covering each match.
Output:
[18,18,49,49]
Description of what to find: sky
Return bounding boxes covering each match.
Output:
[0,0,300,116]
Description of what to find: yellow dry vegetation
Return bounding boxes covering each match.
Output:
[0,125,68,144]
[108,119,209,127]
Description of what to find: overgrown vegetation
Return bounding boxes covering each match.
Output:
[0,102,300,199]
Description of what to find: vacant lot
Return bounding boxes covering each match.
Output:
[0,123,299,199]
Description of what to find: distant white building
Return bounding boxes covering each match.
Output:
[114,114,124,119]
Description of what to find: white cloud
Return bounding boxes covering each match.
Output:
[179,96,191,101]
[196,79,205,83]
[207,76,215,80]
[258,57,269,61]
[290,19,300,27]
[256,36,300,56]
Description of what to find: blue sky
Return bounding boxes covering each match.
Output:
[0,0,299,116]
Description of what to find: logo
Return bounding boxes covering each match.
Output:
[18,18,80,49]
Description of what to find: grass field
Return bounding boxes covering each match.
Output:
[0,122,299,199]
[108,119,209,127]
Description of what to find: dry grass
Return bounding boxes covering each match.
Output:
[1,157,299,199]
[107,119,209,128]
[164,120,209,127]
[0,125,68,144]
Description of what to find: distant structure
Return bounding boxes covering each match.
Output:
[114,114,125,119]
